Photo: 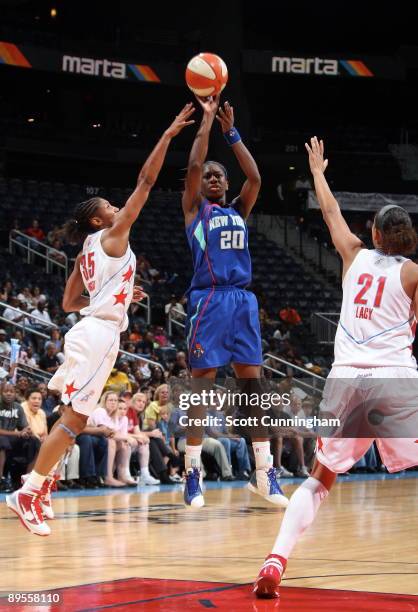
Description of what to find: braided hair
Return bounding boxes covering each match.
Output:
[374,205,417,256]
[63,197,102,243]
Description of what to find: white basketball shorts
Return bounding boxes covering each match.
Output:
[317,366,418,473]
[48,316,120,417]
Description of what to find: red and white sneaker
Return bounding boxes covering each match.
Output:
[6,488,51,536]
[253,554,287,599]
[21,473,59,520]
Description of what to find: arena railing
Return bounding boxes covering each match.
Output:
[262,353,325,396]
[0,301,58,340]
[132,293,151,326]
[118,348,165,372]
[9,230,69,279]
[0,354,52,383]
[167,307,186,336]
[310,312,339,345]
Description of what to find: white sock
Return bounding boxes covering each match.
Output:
[141,467,150,478]
[21,471,46,492]
[272,477,329,559]
[185,444,202,471]
[252,441,271,469]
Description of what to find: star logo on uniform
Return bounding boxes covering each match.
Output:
[122,265,134,282]
[64,381,79,398]
[113,290,129,305]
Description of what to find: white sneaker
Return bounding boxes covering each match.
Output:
[169,474,183,483]
[277,466,294,478]
[248,461,289,507]
[6,489,51,536]
[21,473,57,520]
[138,474,161,486]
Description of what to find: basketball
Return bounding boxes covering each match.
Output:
[185,52,228,97]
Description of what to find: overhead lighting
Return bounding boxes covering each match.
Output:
[50,7,57,17]
[92,123,101,128]
[27,117,35,123]
[289,166,295,170]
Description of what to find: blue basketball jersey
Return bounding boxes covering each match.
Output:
[186,200,252,290]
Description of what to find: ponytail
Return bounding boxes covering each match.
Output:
[375,205,417,256]
[63,198,102,244]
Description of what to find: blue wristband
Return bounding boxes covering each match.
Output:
[223,126,241,146]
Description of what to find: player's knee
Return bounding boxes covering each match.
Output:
[62,408,88,436]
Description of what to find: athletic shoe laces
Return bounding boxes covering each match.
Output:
[186,468,200,496]
[267,467,281,495]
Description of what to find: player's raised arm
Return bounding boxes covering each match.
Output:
[216,101,261,219]
[305,137,362,268]
[182,94,220,224]
[104,104,195,245]
[62,253,89,313]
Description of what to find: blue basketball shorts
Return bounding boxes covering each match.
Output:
[186,286,263,369]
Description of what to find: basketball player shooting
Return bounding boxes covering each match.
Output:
[182,94,288,509]
[6,104,195,536]
[254,136,418,598]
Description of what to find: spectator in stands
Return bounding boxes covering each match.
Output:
[129,391,176,484]
[171,351,188,378]
[104,362,132,393]
[0,382,41,489]
[21,388,48,442]
[205,407,251,480]
[118,396,160,485]
[37,382,58,415]
[0,330,11,356]
[19,345,38,369]
[128,323,142,344]
[136,358,151,381]
[137,330,155,356]
[157,405,182,482]
[39,344,60,375]
[76,418,109,489]
[48,239,66,267]
[279,304,302,327]
[15,376,29,403]
[31,298,52,324]
[88,391,133,487]
[165,295,185,324]
[0,281,13,302]
[144,383,171,430]
[45,328,63,353]
[27,286,46,309]
[154,326,169,348]
[25,219,45,242]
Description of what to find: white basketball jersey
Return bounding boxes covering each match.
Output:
[79,229,136,332]
[334,249,417,368]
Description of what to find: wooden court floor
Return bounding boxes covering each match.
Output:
[0,477,417,610]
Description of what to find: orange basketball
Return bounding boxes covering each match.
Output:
[185,52,228,97]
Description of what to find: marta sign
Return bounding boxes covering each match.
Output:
[62,55,126,78]
[272,56,338,75]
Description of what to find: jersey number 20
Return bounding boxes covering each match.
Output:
[220,230,245,250]
[354,273,387,308]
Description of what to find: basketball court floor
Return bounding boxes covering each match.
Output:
[1,473,417,611]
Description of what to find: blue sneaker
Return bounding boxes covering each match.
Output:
[248,467,289,507]
[184,467,204,508]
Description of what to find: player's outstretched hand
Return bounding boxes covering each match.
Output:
[216,101,234,132]
[133,285,147,302]
[165,103,195,138]
[195,93,220,117]
[305,136,329,175]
